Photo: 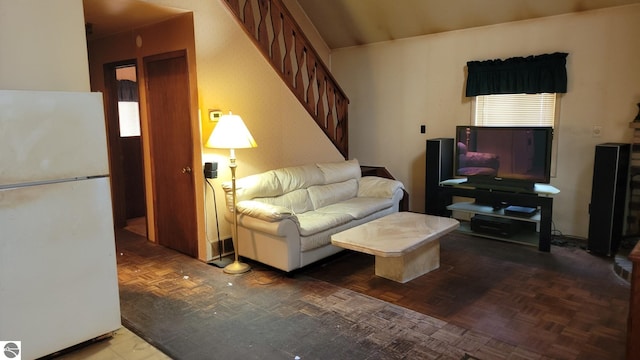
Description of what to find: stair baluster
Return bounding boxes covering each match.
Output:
[222,0,349,158]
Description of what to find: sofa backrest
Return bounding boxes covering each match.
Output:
[307,178,358,209]
[316,159,361,183]
[222,159,361,213]
[274,164,324,194]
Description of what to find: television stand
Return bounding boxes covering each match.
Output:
[437,178,559,252]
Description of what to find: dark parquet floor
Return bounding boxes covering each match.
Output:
[303,233,630,359]
[115,229,630,360]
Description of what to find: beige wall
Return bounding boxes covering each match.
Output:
[331,4,640,237]
[0,0,89,91]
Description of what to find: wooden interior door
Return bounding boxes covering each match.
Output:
[144,50,198,257]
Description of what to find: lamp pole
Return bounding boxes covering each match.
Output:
[223,148,250,274]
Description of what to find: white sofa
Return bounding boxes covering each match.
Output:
[221,159,405,272]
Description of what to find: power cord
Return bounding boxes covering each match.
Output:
[205,178,232,267]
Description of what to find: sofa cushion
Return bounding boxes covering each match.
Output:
[229,170,282,205]
[296,211,353,237]
[307,179,358,210]
[315,197,394,219]
[317,158,361,184]
[273,164,324,194]
[256,188,314,214]
[358,176,403,198]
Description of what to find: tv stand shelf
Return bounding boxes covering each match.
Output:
[447,202,541,223]
[446,202,541,248]
[437,178,558,252]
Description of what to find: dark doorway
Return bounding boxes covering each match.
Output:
[104,61,147,236]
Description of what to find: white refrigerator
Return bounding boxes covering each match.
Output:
[0,90,121,359]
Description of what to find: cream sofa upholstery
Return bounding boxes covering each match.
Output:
[221,159,405,272]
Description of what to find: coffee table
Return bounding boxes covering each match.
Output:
[331,212,459,283]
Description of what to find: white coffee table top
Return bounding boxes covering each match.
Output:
[331,212,459,257]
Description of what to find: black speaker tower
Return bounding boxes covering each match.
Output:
[587,143,630,256]
[425,138,454,215]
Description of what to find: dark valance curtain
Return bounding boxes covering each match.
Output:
[117,79,139,102]
[465,52,568,97]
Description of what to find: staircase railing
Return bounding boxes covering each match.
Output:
[222,0,349,158]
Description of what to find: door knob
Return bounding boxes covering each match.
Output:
[182,166,192,174]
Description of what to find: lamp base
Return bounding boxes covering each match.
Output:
[223,260,251,274]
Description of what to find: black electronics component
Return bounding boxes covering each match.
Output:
[504,205,537,216]
[587,143,630,256]
[471,214,520,237]
[425,138,454,215]
[204,162,218,179]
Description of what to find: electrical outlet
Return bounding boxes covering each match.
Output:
[420,125,426,134]
[593,125,602,137]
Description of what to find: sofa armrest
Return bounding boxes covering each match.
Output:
[238,214,300,236]
[357,176,404,199]
[236,200,299,224]
[224,208,300,237]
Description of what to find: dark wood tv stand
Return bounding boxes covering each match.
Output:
[437,178,559,252]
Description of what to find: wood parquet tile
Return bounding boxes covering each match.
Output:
[114,229,570,360]
[303,232,630,360]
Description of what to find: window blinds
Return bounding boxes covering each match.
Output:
[474,93,556,127]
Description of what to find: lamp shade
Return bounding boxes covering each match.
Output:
[206,112,257,149]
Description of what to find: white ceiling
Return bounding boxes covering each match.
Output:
[83,0,187,41]
[83,0,640,47]
[296,0,640,49]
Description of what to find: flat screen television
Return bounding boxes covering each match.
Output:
[454,126,553,192]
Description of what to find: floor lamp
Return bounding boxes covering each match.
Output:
[205,112,257,274]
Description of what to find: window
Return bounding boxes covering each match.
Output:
[118,101,141,137]
[474,93,556,127]
[116,65,141,137]
[473,93,559,177]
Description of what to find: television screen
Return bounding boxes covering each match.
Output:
[455,126,553,188]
